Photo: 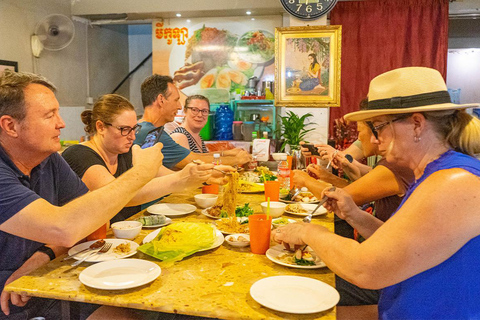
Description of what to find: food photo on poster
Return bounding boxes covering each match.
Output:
[153,17,281,101]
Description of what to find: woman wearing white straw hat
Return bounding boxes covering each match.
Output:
[274,67,480,319]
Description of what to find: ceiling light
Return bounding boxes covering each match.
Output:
[251,18,255,21]
[176,13,182,17]
[187,19,191,23]
[246,11,252,15]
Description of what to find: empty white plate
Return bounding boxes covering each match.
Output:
[250,276,339,314]
[147,203,196,217]
[79,258,161,290]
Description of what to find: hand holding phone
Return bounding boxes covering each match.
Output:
[302,144,320,156]
[141,127,164,149]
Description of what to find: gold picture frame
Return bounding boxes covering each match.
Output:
[274,25,341,107]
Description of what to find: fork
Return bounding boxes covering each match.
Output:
[302,186,336,223]
[71,242,112,267]
[300,186,336,251]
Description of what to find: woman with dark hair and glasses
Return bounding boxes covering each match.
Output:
[62,94,229,223]
[274,67,480,319]
[170,95,210,153]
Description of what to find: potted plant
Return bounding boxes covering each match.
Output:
[277,111,315,152]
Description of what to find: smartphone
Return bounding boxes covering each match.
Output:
[302,144,320,156]
[141,127,164,149]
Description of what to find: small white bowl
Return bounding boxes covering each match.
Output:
[225,234,250,247]
[260,201,287,218]
[194,194,218,208]
[272,217,297,228]
[111,221,142,239]
[272,152,288,161]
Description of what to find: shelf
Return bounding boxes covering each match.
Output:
[234,99,274,104]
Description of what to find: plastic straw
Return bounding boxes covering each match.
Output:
[267,197,270,220]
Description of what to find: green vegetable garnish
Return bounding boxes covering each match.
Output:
[294,257,316,266]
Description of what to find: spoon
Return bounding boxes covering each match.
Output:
[63,239,105,261]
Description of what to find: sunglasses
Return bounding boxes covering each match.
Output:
[365,116,407,140]
[103,122,142,136]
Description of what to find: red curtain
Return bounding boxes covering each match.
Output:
[328,0,449,136]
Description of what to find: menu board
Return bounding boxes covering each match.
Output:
[152,16,281,101]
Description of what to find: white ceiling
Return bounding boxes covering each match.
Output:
[70,0,480,24]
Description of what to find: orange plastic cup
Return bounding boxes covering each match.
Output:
[264,180,280,201]
[249,214,272,254]
[202,184,219,194]
[87,223,107,241]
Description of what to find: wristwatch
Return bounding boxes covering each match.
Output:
[36,245,56,261]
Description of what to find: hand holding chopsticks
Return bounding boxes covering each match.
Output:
[325,150,338,170]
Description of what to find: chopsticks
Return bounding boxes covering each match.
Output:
[192,160,230,174]
[325,150,338,170]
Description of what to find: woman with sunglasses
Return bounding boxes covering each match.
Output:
[62,94,229,223]
[170,95,210,153]
[274,67,480,319]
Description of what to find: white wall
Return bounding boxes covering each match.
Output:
[128,24,152,115]
[447,49,480,105]
[280,14,330,145]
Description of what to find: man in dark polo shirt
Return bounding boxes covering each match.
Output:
[0,70,164,319]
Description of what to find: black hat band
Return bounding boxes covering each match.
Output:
[368,90,452,110]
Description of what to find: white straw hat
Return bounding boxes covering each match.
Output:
[344,67,479,122]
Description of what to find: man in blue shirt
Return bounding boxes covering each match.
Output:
[134,75,251,170]
[0,70,164,318]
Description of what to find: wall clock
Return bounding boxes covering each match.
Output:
[279,0,339,20]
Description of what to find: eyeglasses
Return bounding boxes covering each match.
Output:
[185,107,209,116]
[365,116,407,140]
[103,122,142,136]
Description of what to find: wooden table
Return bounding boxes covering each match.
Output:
[5,191,336,320]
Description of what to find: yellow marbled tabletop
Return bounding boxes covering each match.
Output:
[5,191,336,320]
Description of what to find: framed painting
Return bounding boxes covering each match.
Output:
[274,26,341,107]
[0,60,18,74]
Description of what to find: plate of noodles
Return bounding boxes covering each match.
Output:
[284,203,327,217]
[266,245,326,269]
[238,180,264,193]
[215,217,249,235]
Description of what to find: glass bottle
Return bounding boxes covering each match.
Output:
[277,154,290,198]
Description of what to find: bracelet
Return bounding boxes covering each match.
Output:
[36,245,56,261]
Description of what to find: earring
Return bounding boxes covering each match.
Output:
[414,135,421,143]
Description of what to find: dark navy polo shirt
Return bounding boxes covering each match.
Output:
[0,145,88,295]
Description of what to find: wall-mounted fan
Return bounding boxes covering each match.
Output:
[31,14,75,58]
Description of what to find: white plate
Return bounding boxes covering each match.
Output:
[250,276,339,314]
[201,207,221,219]
[266,245,326,269]
[68,239,139,262]
[143,228,224,251]
[284,203,327,217]
[280,199,320,204]
[79,259,161,290]
[147,203,197,217]
[137,216,173,228]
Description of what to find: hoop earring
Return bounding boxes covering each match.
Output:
[414,135,421,143]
